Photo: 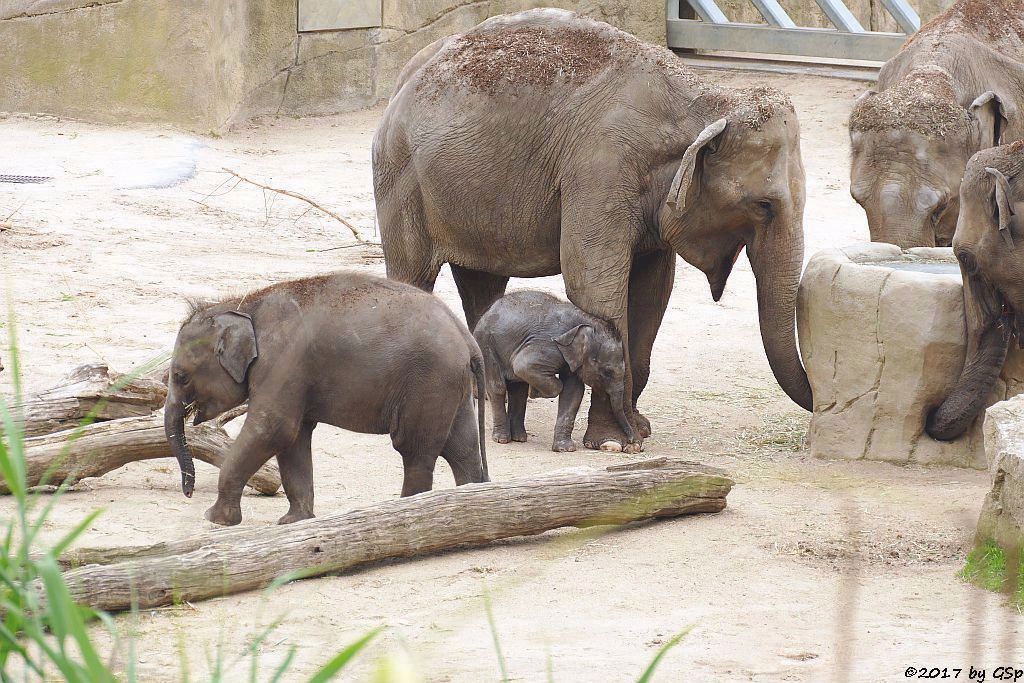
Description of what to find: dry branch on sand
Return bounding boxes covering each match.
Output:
[10,364,168,438]
[8,413,279,496]
[222,168,379,247]
[56,458,732,612]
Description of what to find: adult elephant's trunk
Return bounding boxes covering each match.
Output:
[163,384,196,498]
[748,222,813,412]
[926,274,1012,440]
[609,382,638,443]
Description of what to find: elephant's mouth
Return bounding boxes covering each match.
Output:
[707,240,746,302]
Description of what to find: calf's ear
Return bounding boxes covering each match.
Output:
[985,167,1017,249]
[214,311,258,384]
[553,325,593,372]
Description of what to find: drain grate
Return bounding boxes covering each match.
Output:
[0,175,51,184]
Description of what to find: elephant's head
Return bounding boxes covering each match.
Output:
[927,142,1024,440]
[659,87,812,411]
[164,304,256,497]
[553,323,637,442]
[849,68,1009,248]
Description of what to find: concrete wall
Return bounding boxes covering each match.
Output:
[0,0,947,131]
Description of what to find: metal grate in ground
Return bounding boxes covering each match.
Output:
[0,175,51,184]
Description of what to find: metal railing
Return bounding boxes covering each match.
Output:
[667,0,919,61]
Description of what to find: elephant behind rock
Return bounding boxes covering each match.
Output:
[849,0,1024,248]
[928,140,1024,440]
[373,10,812,453]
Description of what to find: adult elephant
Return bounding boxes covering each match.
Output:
[848,0,1024,248]
[372,9,812,452]
[927,141,1024,441]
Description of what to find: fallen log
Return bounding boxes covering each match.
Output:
[57,458,732,612]
[11,364,168,437]
[7,414,280,496]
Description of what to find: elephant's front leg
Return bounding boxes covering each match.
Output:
[552,372,584,452]
[207,407,298,526]
[625,248,676,439]
[276,421,316,525]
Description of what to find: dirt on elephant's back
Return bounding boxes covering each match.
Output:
[417,25,621,98]
[908,0,1024,54]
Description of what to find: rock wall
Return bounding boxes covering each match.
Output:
[978,395,1024,551]
[0,0,663,130]
[797,243,1024,470]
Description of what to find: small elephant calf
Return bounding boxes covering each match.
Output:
[163,272,488,526]
[474,290,637,452]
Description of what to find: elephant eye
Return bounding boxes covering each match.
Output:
[931,199,949,225]
[754,199,775,223]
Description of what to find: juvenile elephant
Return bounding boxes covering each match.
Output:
[474,290,637,453]
[373,10,812,453]
[163,272,488,526]
[849,0,1024,248]
[927,140,1024,440]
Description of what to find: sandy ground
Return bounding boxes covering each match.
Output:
[2,69,1022,682]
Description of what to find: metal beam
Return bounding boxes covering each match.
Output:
[749,0,796,28]
[666,20,908,61]
[684,0,730,24]
[814,0,865,32]
[878,0,920,34]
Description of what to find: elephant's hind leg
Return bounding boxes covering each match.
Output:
[276,421,316,525]
[380,187,442,291]
[506,382,530,443]
[390,398,453,497]
[441,396,488,486]
[450,265,509,331]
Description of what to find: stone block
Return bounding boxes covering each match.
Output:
[978,395,1024,550]
[798,245,1024,469]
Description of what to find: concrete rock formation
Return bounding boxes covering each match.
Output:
[0,0,664,131]
[797,243,1024,469]
[978,395,1024,551]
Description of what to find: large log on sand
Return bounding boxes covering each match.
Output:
[59,458,732,612]
[7,413,280,495]
[10,364,168,437]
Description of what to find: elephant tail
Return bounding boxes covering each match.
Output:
[470,352,489,482]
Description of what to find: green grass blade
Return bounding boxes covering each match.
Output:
[268,647,298,683]
[636,626,693,683]
[306,626,383,683]
[482,586,509,683]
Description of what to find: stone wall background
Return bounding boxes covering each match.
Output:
[0,0,948,131]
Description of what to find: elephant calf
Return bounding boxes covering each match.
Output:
[474,290,637,453]
[163,272,488,526]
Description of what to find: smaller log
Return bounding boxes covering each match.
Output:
[6,414,280,496]
[11,364,168,438]
[57,458,732,611]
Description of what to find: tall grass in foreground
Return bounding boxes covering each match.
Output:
[0,321,380,680]
[0,314,687,680]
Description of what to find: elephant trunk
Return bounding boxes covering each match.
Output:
[749,224,813,412]
[926,274,1012,440]
[163,384,196,498]
[609,382,638,443]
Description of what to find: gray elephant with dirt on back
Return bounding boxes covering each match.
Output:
[927,140,1024,441]
[849,0,1024,248]
[475,290,636,453]
[373,10,813,454]
[163,271,488,526]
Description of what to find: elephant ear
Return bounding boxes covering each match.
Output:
[214,311,258,384]
[553,324,593,372]
[666,118,728,211]
[971,92,1008,148]
[985,167,1017,249]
